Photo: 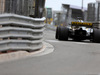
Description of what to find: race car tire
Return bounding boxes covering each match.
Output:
[93,28,100,43]
[55,26,60,39]
[58,26,69,41]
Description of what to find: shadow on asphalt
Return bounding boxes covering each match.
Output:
[57,39,100,44]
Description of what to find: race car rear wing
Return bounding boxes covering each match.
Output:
[71,22,93,27]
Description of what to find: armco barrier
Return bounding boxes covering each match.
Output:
[0,14,45,52]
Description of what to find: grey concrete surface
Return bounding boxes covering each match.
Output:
[0,28,100,75]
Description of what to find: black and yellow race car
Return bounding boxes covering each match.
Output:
[55,22,100,43]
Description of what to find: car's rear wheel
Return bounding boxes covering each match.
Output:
[55,26,60,39]
[58,26,69,41]
[93,28,100,43]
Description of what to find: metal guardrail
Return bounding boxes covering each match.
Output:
[0,14,45,52]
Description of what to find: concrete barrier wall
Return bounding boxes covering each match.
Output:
[0,14,45,52]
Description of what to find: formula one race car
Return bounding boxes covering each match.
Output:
[55,22,100,43]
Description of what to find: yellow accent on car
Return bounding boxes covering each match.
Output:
[71,22,93,26]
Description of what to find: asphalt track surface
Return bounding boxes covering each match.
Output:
[0,29,100,75]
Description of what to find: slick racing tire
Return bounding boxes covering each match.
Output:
[58,26,69,41]
[55,26,60,39]
[93,28,100,43]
